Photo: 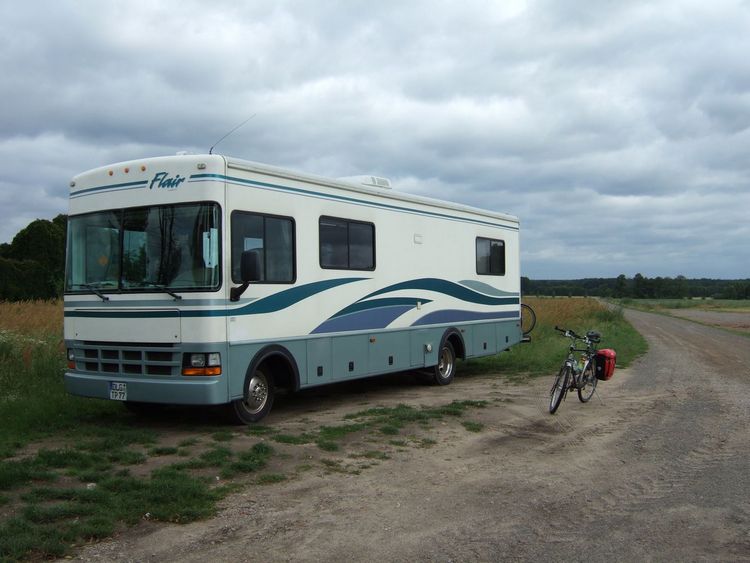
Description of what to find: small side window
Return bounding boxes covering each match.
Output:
[231,211,295,283]
[476,237,505,276]
[319,216,375,270]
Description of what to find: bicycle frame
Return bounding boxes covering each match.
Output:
[549,326,600,413]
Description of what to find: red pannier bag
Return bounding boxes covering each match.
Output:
[594,349,616,381]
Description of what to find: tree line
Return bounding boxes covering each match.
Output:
[0,215,748,301]
[0,215,67,300]
[523,274,750,300]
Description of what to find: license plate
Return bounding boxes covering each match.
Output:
[109,381,127,401]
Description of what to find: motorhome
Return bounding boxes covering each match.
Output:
[64,154,524,423]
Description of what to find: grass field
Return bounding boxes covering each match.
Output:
[462,297,647,378]
[0,298,646,560]
[615,297,750,313]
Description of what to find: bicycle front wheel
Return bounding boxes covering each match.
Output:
[577,362,597,403]
[549,366,570,414]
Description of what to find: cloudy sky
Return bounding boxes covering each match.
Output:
[1,0,748,279]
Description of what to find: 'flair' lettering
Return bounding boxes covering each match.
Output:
[150,172,185,190]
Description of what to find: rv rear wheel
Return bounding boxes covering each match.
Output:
[230,367,275,424]
[432,341,456,386]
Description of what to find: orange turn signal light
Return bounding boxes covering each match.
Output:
[182,366,222,376]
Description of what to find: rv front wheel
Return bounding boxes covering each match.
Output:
[432,341,456,386]
[230,368,275,424]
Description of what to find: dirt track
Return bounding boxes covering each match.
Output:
[71,309,750,562]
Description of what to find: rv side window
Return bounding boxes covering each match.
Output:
[319,216,375,270]
[476,237,505,276]
[231,212,295,283]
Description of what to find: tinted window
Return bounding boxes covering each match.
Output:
[319,216,375,270]
[232,212,295,283]
[476,237,505,276]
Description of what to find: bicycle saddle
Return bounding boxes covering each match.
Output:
[586,331,601,343]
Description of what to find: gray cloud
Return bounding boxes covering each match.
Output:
[1,0,748,278]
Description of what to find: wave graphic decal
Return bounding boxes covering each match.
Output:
[457,280,519,298]
[66,278,367,319]
[412,309,518,326]
[362,278,519,306]
[211,277,367,317]
[312,297,431,334]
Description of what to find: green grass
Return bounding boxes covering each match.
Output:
[461,300,647,377]
[257,473,286,485]
[0,467,228,560]
[461,421,484,432]
[273,433,315,445]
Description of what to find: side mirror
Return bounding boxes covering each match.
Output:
[240,249,262,283]
[231,250,262,302]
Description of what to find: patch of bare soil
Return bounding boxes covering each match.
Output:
[67,310,750,561]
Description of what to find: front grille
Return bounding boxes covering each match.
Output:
[71,342,181,377]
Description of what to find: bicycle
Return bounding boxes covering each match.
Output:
[549,326,600,414]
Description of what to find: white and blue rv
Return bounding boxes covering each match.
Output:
[64,154,523,423]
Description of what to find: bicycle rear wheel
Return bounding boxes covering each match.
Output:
[577,362,597,403]
[521,303,537,335]
[549,365,570,414]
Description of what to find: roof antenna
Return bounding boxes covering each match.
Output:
[209,113,256,155]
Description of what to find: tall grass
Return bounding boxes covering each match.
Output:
[0,301,119,456]
[462,297,647,377]
[0,300,63,336]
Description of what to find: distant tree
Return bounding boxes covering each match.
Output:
[613,274,628,298]
[521,276,532,295]
[633,273,647,298]
[0,216,67,300]
[9,219,65,275]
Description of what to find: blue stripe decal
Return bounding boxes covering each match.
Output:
[189,173,518,231]
[362,278,520,306]
[223,278,366,316]
[65,309,180,319]
[412,309,518,326]
[457,280,519,297]
[312,305,416,334]
[311,297,431,334]
[70,180,149,198]
[329,297,431,319]
[64,278,366,319]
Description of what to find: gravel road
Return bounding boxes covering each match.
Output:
[70,309,750,562]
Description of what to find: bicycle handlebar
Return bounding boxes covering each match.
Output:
[554,325,580,339]
[554,326,600,344]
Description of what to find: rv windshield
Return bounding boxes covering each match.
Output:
[65,202,220,294]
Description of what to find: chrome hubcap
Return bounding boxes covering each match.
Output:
[244,373,268,414]
[439,348,453,378]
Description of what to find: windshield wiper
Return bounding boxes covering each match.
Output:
[78,283,109,301]
[143,283,182,300]
[81,284,110,302]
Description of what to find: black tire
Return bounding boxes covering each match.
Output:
[521,303,537,335]
[577,361,598,403]
[549,366,570,414]
[228,367,275,424]
[432,341,456,385]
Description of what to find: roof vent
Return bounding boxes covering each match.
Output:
[339,175,392,189]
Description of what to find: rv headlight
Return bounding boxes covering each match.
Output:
[190,354,206,368]
[183,353,222,376]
